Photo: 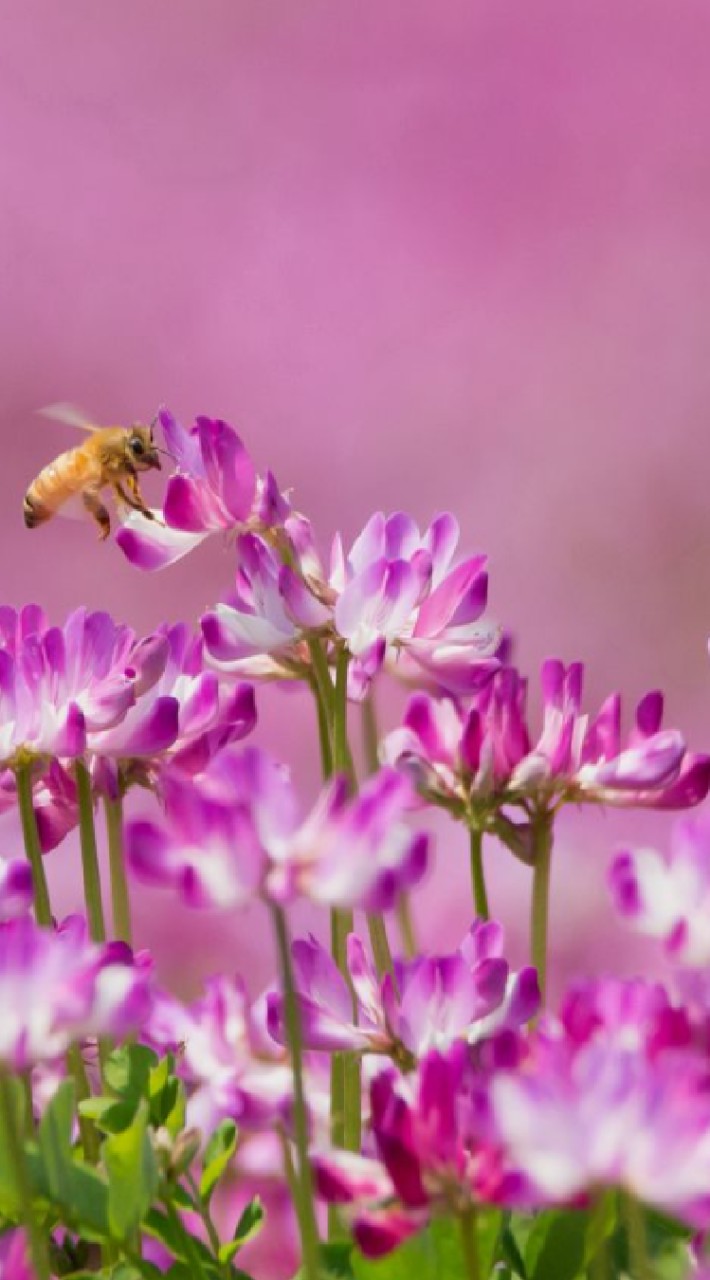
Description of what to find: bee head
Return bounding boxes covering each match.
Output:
[127,425,161,471]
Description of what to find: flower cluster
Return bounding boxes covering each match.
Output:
[267,919,539,1064]
[0,604,256,851]
[0,914,151,1070]
[384,662,710,826]
[126,746,429,912]
[3,407,710,1280]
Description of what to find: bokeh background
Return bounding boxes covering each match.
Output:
[2,0,710,1019]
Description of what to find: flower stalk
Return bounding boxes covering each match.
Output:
[469,825,490,921]
[529,813,554,1004]
[0,1070,50,1280]
[16,764,52,928]
[270,903,321,1280]
[458,1205,481,1280]
[104,794,133,945]
[75,761,106,944]
[622,1193,653,1280]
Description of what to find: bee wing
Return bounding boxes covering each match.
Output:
[36,402,100,432]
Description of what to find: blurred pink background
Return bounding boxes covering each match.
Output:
[2,1,710,1001]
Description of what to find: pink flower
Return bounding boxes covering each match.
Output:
[0,915,152,1070]
[267,920,539,1060]
[610,812,710,966]
[332,512,500,697]
[314,1043,512,1256]
[117,410,288,571]
[384,662,710,831]
[146,976,292,1138]
[490,978,710,1225]
[0,1230,34,1280]
[0,859,34,921]
[126,748,429,913]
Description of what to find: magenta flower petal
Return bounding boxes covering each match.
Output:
[117,518,208,570]
[279,565,331,628]
[164,473,215,531]
[97,695,180,757]
[197,417,256,522]
[0,915,152,1069]
[52,702,87,757]
[413,556,488,638]
[313,1151,395,1205]
[589,730,685,791]
[0,860,33,921]
[353,1211,422,1260]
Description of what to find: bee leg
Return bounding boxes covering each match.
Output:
[113,479,156,521]
[82,490,111,541]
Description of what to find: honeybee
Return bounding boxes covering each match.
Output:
[23,404,162,540]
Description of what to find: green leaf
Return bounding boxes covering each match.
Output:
[38,1079,75,1200]
[25,1147,110,1241]
[199,1119,238,1205]
[231,1196,265,1251]
[170,1182,194,1211]
[584,1191,618,1266]
[79,1095,140,1135]
[497,1218,528,1278]
[104,1100,159,1239]
[351,1210,502,1280]
[317,1240,355,1277]
[0,1076,27,1215]
[525,1209,588,1280]
[103,1043,156,1101]
[111,1266,163,1280]
[143,1206,187,1261]
[148,1055,181,1130]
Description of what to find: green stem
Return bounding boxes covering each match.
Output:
[469,826,490,921]
[310,675,334,779]
[0,1071,51,1280]
[104,794,133,945]
[342,1054,362,1153]
[361,691,379,775]
[163,1195,210,1280]
[329,907,351,1158]
[458,1206,481,1280]
[75,761,106,943]
[396,893,417,959]
[21,1074,34,1140]
[330,907,361,1157]
[333,649,356,785]
[270,903,320,1280]
[622,1193,653,1280]
[529,813,554,1005]
[366,912,397,987]
[185,1172,228,1276]
[67,1044,100,1164]
[15,765,52,927]
[307,637,335,721]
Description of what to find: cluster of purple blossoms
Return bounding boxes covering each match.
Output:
[115,413,501,698]
[490,977,710,1227]
[146,974,295,1140]
[383,661,710,857]
[312,971,710,1256]
[126,746,428,912]
[0,604,255,854]
[0,914,151,1070]
[200,511,501,698]
[267,919,539,1065]
[116,409,289,572]
[610,812,710,968]
[3,406,710,1280]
